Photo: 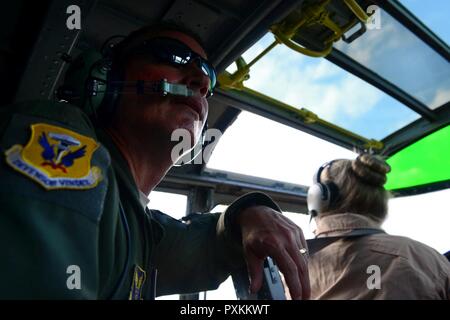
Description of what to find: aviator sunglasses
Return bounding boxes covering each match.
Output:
[126,37,217,97]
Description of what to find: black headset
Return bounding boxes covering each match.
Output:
[307,160,341,217]
[56,36,127,119]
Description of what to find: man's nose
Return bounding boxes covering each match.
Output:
[184,60,210,97]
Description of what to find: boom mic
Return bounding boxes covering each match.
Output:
[56,79,195,103]
[158,80,195,97]
[89,79,195,97]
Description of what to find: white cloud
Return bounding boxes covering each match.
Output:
[429,88,450,109]
[303,59,340,80]
[335,11,416,70]
[338,76,383,118]
[243,43,382,124]
[334,13,396,65]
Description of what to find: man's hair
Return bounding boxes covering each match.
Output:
[322,154,391,222]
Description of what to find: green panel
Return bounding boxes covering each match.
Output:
[386,125,450,190]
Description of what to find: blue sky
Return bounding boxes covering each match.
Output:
[336,6,450,110]
[401,0,450,44]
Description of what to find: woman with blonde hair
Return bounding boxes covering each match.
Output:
[306,154,450,299]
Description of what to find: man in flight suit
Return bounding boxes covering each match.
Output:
[0,23,310,299]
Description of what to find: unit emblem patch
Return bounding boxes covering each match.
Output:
[129,265,147,300]
[5,123,101,190]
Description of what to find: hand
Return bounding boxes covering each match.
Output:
[237,205,310,300]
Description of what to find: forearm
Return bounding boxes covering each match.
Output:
[151,192,282,296]
[152,211,237,296]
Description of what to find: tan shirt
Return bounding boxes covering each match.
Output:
[309,213,450,300]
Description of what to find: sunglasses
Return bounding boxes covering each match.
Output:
[127,37,217,97]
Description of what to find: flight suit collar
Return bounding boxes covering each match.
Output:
[96,128,164,245]
[314,213,384,238]
[95,128,141,199]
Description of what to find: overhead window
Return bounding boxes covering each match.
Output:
[400,0,450,45]
[231,33,421,140]
[334,7,450,110]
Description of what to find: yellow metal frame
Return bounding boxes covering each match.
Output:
[344,0,370,22]
[219,0,371,90]
[270,0,369,58]
[217,0,383,151]
[239,87,384,150]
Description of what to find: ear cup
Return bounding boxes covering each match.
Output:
[95,44,123,122]
[307,183,331,216]
[83,36,126,122]
[307,160,340,216]
[57,49,106,113]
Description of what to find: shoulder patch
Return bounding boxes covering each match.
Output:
[129,265,147,300]
[5,123,102,190]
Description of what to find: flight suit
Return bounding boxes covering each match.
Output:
[0,100,280,299]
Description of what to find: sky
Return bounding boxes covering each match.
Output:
[149,1,450,300]
[222,2,450,140]
[400,0,450,44]
[400,0,450,110]
[335,5,450,110]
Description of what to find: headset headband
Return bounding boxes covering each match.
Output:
[314,160,335,184]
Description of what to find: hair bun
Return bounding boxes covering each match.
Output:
[351,154,391,187]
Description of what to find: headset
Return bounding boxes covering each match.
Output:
[56,36,210,165]
[56,36,200,115]
[307,160,341,217]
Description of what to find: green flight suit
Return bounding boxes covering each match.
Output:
[0,100,280,299]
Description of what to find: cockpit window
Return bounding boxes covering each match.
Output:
[147,191,187,220]
[400,0,450,45]
[229,33,421,141]
[385,188,450,253]
[207,111,356,186]
[334,7,450,110]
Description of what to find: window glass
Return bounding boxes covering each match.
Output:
[207,111,356,185]
[385,189,450,253]
[400,0,450,45]
[147,191,187,220]
[149,191,187,300]
[335,8,450,110]
[386,125,450,191]
[231,33,420,140]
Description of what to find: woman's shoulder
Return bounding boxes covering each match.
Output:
[366,233,450,276]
